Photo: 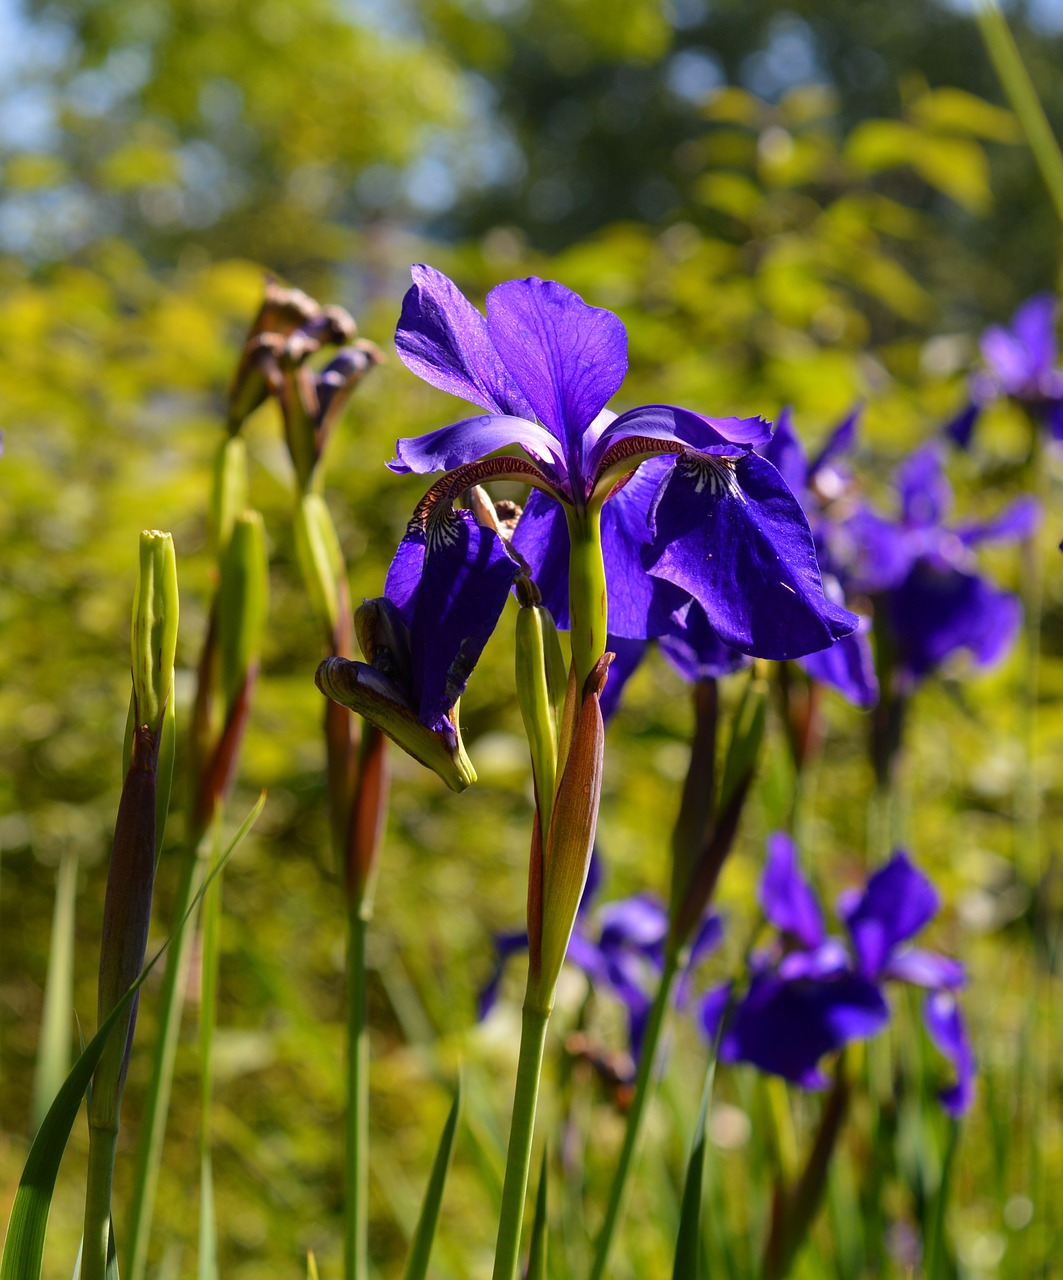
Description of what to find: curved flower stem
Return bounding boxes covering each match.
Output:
[565,507,608,691]
[346,901,372,1280]
[492,998,552,1280]
[589,946,682,1280]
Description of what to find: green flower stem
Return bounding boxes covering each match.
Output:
[82,1123,118,1280]
[492,998,552,1280]
[565,507,608,692]
[589,946,682,1280]
[346,900,372,1280]
[1018,419,1046,887]
[125,849,206,1280]
[975,0,1063,227]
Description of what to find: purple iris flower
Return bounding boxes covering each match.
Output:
[480,857,721,1062]
[972,293,1063,442]
[701,834,975,1114]
[392,265,857,667]
[833,442,1036,689]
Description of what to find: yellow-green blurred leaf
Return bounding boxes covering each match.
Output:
[911,134,993,213]
[844,118,922,174]
[98,141,179,190]
[909,86,1021,142]
[703,86,762,126]
[694,171,762,221]
[3,154,71,190]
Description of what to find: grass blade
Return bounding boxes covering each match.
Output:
[673,1057,716,1280]
[32,850,79,1130]
[198,820,225,1280]
[401,1079,463,1280]
[0,793,265,1280]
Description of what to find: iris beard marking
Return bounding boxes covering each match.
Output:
[679,451,745,502]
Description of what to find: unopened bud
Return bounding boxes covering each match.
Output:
[534,655,609,1006]
[131,531,179,737]
[218,510,269,714]
[209,437,250,559]
[316,656,476,793]
[515,599,567,837]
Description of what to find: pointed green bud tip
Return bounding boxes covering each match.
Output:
[315,656,476,793]
[131,531,179,734]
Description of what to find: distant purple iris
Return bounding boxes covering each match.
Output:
[973,293,1063,441]
[391,265,857,684]
[480,859,721,1062]
[832,442,1036,689]
[701,834,974,1115]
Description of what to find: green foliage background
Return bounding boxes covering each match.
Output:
[1,0,1062,1275]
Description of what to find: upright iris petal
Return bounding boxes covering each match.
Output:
[486,277,628,490]
[760,832,825,950]
[395,263,534,418]
[840,852,939,980]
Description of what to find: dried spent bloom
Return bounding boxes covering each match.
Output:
[227,277,382,484]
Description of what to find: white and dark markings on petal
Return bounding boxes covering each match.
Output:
[404,497,523,732]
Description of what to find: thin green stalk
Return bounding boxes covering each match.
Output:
[975,1,1063,226]
[589,947,682,1280]
[346,903,372,1280]
[1018,421,1046,887]
[1016,418,1048,1279]
[492,1000,551,1280]
[198,822,223,1280]
[82,1124,118,1280]
[125,850,207,1280]
[924,1120,959,1280]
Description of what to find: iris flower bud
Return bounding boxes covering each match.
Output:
[530,654,610,1008]
[92,531,179,1133]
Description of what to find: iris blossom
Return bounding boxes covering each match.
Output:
[701,834,974,1115]
[973,293,1063,442]
[391,265,857,691]
[833,442,1036,689]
